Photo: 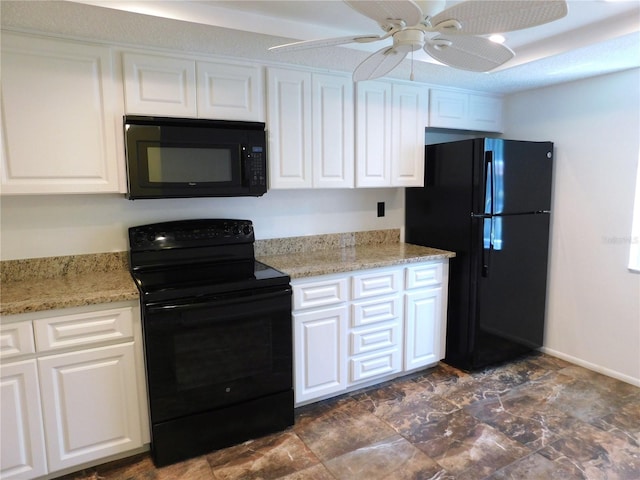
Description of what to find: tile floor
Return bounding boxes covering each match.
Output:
[59,353,640,480]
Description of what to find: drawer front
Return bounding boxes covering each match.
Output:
[352,268,401,300]
[33,307,134,352]
[406,262,443,289]
[350,348,401,383]
[351,295,401,327]
[350,322,400,356]
[0,322,36,359]
[293,277,348,310]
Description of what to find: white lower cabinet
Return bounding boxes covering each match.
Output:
[0,303,148,480]
[0,360,47,480]
[293,306,348,404]
[292,261,448,405]
[405,287,442,371]
[38,343,143,472]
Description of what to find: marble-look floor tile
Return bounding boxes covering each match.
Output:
[465,391,580,449]
[294,399,397,462]
[538,420,640,479]
[408,409,532,479]
[54,354,640,480]
[206,430,319,480]
[97,453,215,480]
[442,357,553,409]
[324,434,450,480]
[487,452,584,480]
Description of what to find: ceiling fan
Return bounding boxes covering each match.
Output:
[269,0,568,82]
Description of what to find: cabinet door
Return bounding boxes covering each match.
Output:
[468,93,503,132]
[293,306,347,404]
[312,73,354,188]
[1,33,122,194]
[428,89,467,129]
[197,62,264,121]
[391,83,426,187]
[38,343,143,472]
[404,286,443,371]
[267,68,312,189]
[1,360,48,480]
[122,52,197,116]
[355,81,392,187]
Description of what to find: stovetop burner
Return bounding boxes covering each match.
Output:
[128,219,290,302]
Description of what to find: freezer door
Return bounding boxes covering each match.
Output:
[480,139,553,215]
[471,213,550,368]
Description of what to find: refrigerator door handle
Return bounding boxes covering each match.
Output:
[484,151,494,216]
[482,217,493,277]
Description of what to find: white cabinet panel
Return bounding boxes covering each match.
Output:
[405,287,442,371]
[312,73,354,188]
[38,342,143,472]
[267,68,313,189]
[391,83,427,187]
[293,276,348,310]
[352,268,401,299]
[355,81,392,187]
[0,322,35,360]
[33,307,133,353]
[405,263,443,289]
[0,360,47,480]
[123,53,196,116]
[293,306,348,403]
[351,296,401,327]
[428,88,503,132]
[1,33,122,194]
[350,348,401,383]
[197,61,264,121]
[350,322,401,356]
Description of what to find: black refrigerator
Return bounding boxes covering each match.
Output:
[406,138,553,371]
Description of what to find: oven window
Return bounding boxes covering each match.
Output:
[174,317,272,390]
[147,146,232,183]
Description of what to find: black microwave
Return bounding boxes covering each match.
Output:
[124,116,267,199]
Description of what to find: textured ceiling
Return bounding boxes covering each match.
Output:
[2,0,639,94]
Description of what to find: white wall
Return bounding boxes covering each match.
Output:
[0,188,403,260]
[504,68,640,386]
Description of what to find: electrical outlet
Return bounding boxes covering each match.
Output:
[377,202,385,217]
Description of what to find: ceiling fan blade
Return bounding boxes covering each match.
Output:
[431,0,568,35]
[345,0,423,30]
[353,46,408,82]
[425,35,515,72]
[269,34,383,53]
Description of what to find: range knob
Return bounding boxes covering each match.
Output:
[242,225,252,235]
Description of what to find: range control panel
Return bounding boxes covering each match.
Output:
[129,219,254,251]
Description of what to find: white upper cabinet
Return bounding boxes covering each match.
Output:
[391,83,427,187]
[312,73,354,188]
[355,80,392,187]
[267,67,354,189]
[1,32,123,195]
[123,53,197,117]
[267,68,313,189]
[122,52,264,121]
[428,88,503,132]
[197,61,264,121]
[356,80,426,187]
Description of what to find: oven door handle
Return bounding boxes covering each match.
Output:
[145,287,292,314]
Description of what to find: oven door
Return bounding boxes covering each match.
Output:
[142,285,292,423]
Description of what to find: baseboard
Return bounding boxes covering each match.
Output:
[540,347,640,387]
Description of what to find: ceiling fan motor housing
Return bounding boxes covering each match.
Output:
[393,28,425,52]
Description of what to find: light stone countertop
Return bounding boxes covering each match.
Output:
[0,269,139,316]
[257,243,455,280]
[1,231,455,316]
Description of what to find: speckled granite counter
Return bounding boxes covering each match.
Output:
[257,243,455,279]
[1,230,455,316]
[0,252,138,317]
